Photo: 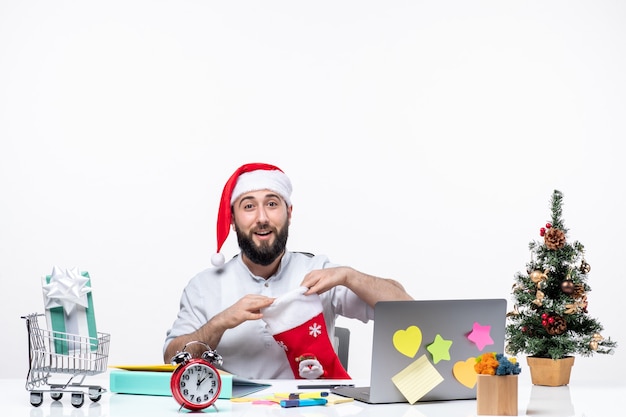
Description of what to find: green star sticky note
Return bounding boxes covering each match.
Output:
[426,334,453,364]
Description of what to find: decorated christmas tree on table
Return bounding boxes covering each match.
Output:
[505,190,616,366]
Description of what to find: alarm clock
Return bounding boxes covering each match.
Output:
[170,341,223,411]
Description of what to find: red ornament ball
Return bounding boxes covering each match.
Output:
[540,227,546,236]
[541,313,548,319]
[546,223,552,229]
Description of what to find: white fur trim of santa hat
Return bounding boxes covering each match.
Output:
[231,169,292,206]
[260,286,323,335]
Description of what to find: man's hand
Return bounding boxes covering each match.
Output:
[300,267,348,296]
[216,294,276,329]
[163,294,275,363]
[300,266,412,307]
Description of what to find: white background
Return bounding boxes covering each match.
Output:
[1,1,624,383]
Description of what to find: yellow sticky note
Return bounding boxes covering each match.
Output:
[109,364,177,372]
[393,325,422,358]
[391,354,444,404]
[324,394,354,405]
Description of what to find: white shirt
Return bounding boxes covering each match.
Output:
[163,251,374,379]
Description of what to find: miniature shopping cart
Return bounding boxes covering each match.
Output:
[22,313,111,408]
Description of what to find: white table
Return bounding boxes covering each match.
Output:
[1,371,623,416]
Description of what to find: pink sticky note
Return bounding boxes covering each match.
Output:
[467,322,493,351]
[252,400,279,405]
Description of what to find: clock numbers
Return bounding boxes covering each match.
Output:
[177,365,218,405]
[170,342,222,411]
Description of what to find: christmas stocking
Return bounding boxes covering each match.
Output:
[261,286,351,379]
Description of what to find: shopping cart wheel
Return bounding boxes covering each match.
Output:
[50,385,64,401]
[30,391,44,407]
[70,392,84,408]
[88,386,103,402]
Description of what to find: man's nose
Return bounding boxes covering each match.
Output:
[256,206,269,222]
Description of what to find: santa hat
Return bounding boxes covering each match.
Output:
[211,163,292,267]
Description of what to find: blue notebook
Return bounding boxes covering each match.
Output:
[109,366,270,399]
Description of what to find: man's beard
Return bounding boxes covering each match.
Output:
[235,222,289,266]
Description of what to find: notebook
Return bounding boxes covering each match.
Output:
[332,298,507,404]
[109,365,271,398]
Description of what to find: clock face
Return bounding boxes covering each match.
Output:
[171,360,221,410]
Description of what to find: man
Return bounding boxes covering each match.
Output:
[163,163,412,379]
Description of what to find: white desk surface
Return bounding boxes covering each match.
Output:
[2,371,623,417]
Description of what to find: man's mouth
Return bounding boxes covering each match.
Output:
[254,229,273,239]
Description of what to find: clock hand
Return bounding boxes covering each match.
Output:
[197,370,209,385]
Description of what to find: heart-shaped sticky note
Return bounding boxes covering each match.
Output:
[452,357,478,389]
[392,325,422,358]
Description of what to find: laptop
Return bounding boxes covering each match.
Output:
[332,298,507,404]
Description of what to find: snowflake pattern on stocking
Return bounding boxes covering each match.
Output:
[309,323,322,337]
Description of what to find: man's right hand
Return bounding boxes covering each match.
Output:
[217,294,276,329]
[163,294,275,363]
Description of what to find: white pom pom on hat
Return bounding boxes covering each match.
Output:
[211,253,226,268]
[212,163,292,267]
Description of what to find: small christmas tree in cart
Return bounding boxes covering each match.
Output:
[505,190,617,386]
